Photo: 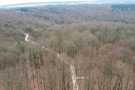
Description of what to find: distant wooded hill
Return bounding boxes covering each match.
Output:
[111,4,135,11]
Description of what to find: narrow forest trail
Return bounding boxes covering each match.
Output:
[24,33,79,90]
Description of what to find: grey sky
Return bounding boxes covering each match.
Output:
[0,0,91,5]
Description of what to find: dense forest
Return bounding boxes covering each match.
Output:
[0,4,135,90]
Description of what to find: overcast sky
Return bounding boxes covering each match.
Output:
[0,0,90,5]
